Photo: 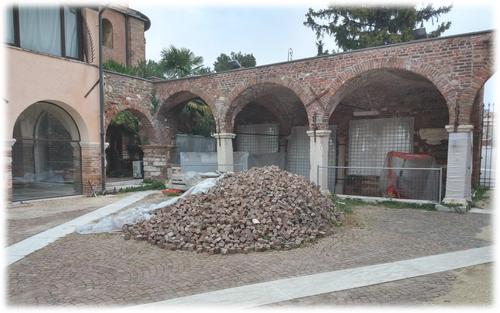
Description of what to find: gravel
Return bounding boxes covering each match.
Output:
[122,166,343,254]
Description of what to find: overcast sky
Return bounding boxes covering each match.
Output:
[129,0,496,105]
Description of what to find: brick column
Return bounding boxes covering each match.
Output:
[213,133,236,172]
[307,130,331,192]
[471,88,484,188]
[80,142,102,195]
[3,139,16,202]
[142,145,169,180]
[443,125,474,207]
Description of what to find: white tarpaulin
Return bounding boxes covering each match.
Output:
[75,176,223,234]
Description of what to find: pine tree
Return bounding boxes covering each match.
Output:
[214,51,256,72]
[304,5,452,51]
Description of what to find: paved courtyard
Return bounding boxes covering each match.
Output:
[269,263,492,306]
[7,202,492,306]
[7,193,129,246]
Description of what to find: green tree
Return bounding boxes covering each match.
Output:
[110,110,140,134]
[214,51,256,72]
[134,60,165,79]
[304,5,452,51]
[103,59,165,79]
[160,45,206,78]
[316,40,330,56]
[171,98,215,136]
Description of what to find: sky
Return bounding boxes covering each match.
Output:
[129,0,497,105]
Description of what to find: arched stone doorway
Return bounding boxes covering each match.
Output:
[105,108,156,183]
[156,91,217,173]
[12,101,82,201]
[226,82,309,176]
[327,69,449,201]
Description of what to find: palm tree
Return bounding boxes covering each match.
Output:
[174,98,215,136]
[160,45,205,79]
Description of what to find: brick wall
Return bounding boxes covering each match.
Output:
[102,10,127,65]
[101,31,493,189]
[127,17,146,66]
[104,71,156,143]
[471,87,485,187]
[80,142,101,195]
[155,31,493,131]
[102,11,146,66]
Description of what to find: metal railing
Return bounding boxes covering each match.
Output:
[317,165,444,203]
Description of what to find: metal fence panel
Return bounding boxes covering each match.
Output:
[480,102,495,188]
[319,165,443,202]
[348,117,414,175]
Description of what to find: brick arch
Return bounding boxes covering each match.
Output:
[324,58,457,122]
[155,84,218,119]
[458,67,495,124]
[221,77,313,132]
[105,105,158,145]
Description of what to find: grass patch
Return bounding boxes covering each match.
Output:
[375,200,436,211]
[331,194,436,211]
[472,186,489,203]
[117,180,166,193]
[331,195,365,214]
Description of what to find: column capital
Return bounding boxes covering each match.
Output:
[306,130,331,138]
[445,124,474,133]
[2,139,16,147]
[212,133,236,139]
[79,141,101,148]
[141,144,170,149]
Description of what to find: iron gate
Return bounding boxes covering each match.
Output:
[479,102,495,188]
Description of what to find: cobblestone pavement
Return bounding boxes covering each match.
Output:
[7,193,129,245]
[269,263,493,306]
[7,206,491,305]
[7,192,168,246]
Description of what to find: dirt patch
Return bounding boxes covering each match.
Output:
[475,224,492,242]
[431,263,493,305]
[473,190,492,209]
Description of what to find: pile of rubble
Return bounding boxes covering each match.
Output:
[122,166,343,254]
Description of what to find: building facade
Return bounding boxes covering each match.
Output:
[3,4,495,207]
[4,4,150,201]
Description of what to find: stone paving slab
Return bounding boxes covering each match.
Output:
[146,246,492,307]
[7,206,491,305]
[7,193,132,245]
[270,263,493,306]
[6,191,156,265]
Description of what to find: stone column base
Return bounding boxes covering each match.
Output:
[3,139,16,203]
[213,133,236,172]
[142,145,170,180]
[307,130,331,192]
[443,124,473,210]
[80,142,102,196]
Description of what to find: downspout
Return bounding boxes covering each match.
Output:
[98,7,106,192]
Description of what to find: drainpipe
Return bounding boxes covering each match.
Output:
[98,7,106,192]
